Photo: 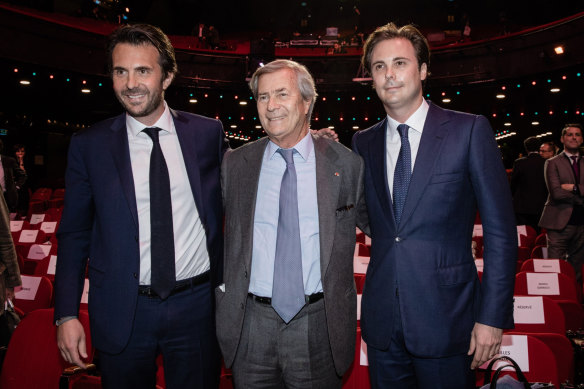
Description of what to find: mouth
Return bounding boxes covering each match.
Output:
[267,116,285,122]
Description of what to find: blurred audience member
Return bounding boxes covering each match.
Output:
[0,140,26,214]
[539,124,584,282]
[510,136,548,233]
[539,141,557,159]
[13,144,30,217]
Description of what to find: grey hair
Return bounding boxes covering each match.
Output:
[249,59,318,121]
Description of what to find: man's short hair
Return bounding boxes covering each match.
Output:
[523,136,541,153]
[248,59,318,121]
[561,123,583,137]
[361,23,430,75]
[107,24,177,80]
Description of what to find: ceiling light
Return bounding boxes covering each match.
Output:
[550,88,560,93]
[554,46,564,55]
[19,80,30,85]
[496,94,505,99]
[189,99,197,103]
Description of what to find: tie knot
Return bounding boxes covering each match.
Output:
[278,148,295,165]
[143,127,162,143]
[397,124,409,139]
[571,156,579,163]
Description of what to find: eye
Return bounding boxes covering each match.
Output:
[258,95,268,102]
[395,60,406,66]
[113,69,126,76]
[373,63,384,71]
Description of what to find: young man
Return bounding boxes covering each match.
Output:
[352,23,517,388]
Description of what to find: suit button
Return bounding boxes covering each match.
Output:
[395,237,401,242]
[240,303,244,310]
[133,273,138,279]
[244,271,247,279]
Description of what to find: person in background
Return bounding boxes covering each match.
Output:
[13,144,30,217]
[510,136,548,233]
[0,139,26,214]
[539,141,557,159]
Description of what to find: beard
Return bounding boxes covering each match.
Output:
[116,86,164,120]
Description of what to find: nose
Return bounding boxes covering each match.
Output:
[385,67,395,81]
[266,95,279,111]
[126,72,137,90]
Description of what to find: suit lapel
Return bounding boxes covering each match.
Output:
[241,138,269,273]
[108,114,139,230]
[314,136,342,277]
[398,103,447,228]
[172,109,206,224]
[368,118,395,224]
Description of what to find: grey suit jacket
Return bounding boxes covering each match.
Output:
[216,135,368,375]
[539,151,584,230]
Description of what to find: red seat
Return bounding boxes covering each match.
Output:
[514,271,580,303]
[0,309,97,389]
[355,242,370,257]
[520,258,576,280]
[534,233,547,246]
[508,295,566,334]
[530,245,548,259]
[342,327,370,389]
[556,300,584,332]
[13,275,53,314]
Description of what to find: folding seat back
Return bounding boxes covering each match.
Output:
[13,275,53,314]
[510,295,566,334]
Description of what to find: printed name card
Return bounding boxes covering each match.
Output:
[517,225,528,246]
[357,294,362,320]
[48,255,57,275]
[81,279,90,304]
[533,259,560,273]
[513,296,545,324]
[526,272,560,296]
[354,256,369,274]
[474,259,484,273]
[27,243,52,260]
[473,225,483,237]
[19,229,39,243]
[14,275,42,300]
[364,235,372,246]
[360,338,368,366]
[29,214,45,225]
[496,335,530,372]
[10,220,24,232]
[40,221,57,234]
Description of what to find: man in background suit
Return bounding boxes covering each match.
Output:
[539,124,584,282]
[54,24,226,388]
[0,139,26,213]
[352,23,517,388]
[511,136,548,233]
[217,59,368,388]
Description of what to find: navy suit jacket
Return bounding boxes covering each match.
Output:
[54,109,227,354]
[352,102,517,357]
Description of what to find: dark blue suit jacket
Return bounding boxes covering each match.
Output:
[54,109,227,354]
[352,102,516,358]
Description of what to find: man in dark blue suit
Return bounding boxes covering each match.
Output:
[352,23,517,388]
[54,24,227,388]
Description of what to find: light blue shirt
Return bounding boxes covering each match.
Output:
[249,132,322,297]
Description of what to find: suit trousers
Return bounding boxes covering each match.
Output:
[367,294,475,389]
[547,225,584,283]
[98,281,220,389]
[232,295,341,389]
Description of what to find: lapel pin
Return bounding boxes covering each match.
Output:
[334,172,340,176]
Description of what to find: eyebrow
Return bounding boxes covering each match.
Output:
[258,87,288,96]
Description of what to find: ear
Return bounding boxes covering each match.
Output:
[303,99,311,115]
[162,72,175,91]
[420,63,428,81]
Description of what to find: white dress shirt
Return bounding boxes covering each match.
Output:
[385,99,429,198]
[126,102,210,285]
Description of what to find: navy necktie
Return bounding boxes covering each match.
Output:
[143,127,175,300]
[393,124,412,225]
[272,148,305,323]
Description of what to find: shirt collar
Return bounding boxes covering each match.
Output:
[126,101,174,138]
[564,150,580,159]
[267,131,313,162]
[386,99,429,136]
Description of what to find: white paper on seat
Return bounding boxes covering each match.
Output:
[14,275,42,300]
[81,279,90,304]
[27,243,52,260]
[40,221,57,234]
[365,235,372,246]
[473,225,483,236]
[526,272,560,295]
[10,220,24,232]
[533,259,560,273]
[360,338,368,366]
[513,296,545,324]
[517,225,527,236]
[479,334,529,372]
[357,294,362,320]
[474,258,484,272]
[19,229,39,243]
[354,256,369,274]
[30,214,45,225]
[48,255,57,275]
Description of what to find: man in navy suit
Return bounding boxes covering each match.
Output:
[54,24,227,388]
[352,23,517,388]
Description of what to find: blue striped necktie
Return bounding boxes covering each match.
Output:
[393,124,411,225]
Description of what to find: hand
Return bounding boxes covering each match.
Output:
[467,322,503,369]
[6,287,15,301]
[561,183,575,191]
[310,128,339,142]
[57,319,88,368]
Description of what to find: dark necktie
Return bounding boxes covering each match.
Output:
[272,148,304,324]
[143,127,175,300]
[393,124,412,225]
[571,156,580,183]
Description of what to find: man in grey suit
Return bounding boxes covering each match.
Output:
[216,59,368,388]
[539,124,584,282]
